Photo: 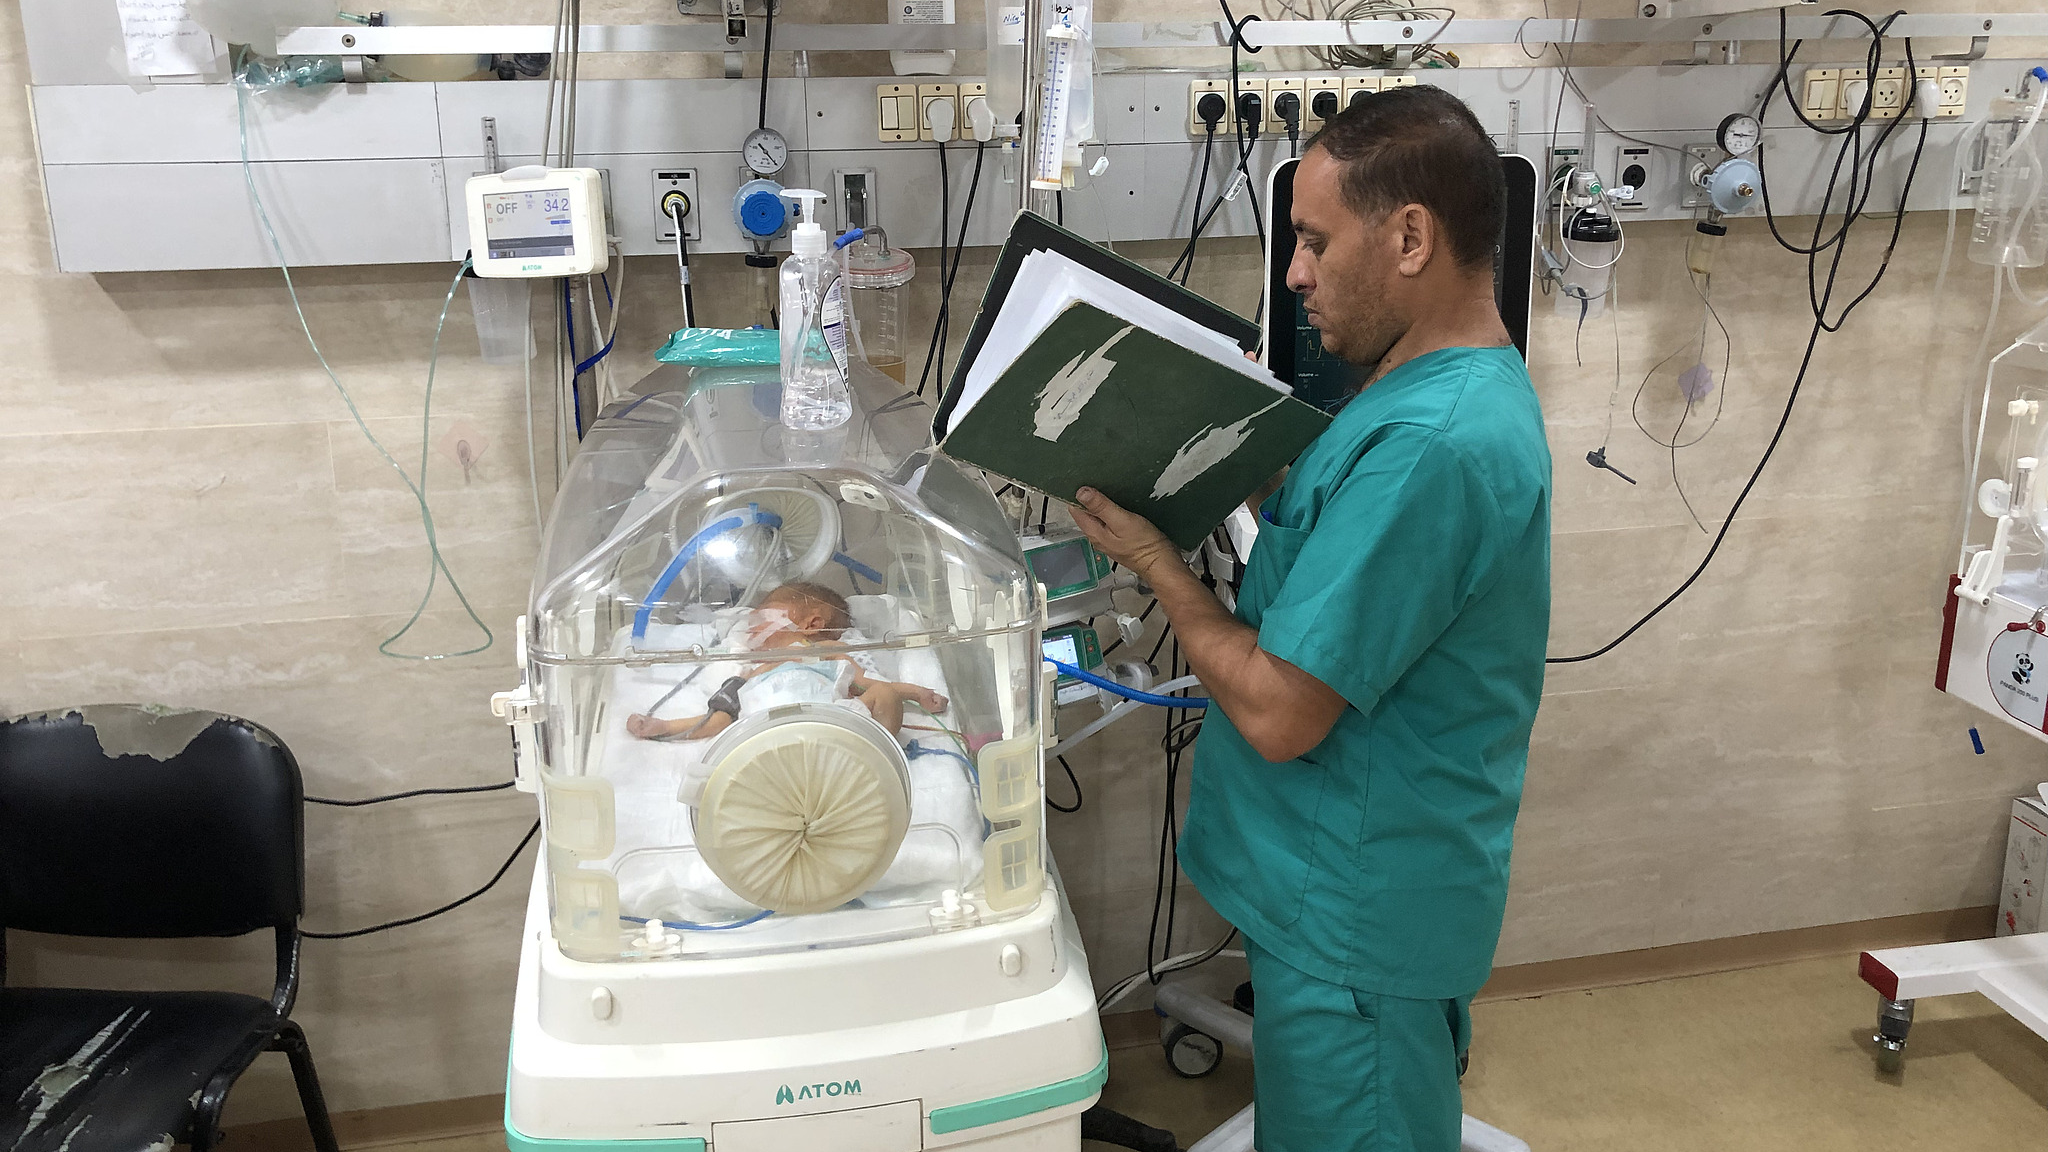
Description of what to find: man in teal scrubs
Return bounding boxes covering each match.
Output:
[1071,87,1550,1152]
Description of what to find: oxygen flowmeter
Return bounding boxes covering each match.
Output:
[734,178,788,267]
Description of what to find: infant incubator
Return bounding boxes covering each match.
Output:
[496,359,1103,1150]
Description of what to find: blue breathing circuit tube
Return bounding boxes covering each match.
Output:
[1045,659,1210,709]
[631,506,786,641]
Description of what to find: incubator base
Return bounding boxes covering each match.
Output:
[505,860,1104,1151]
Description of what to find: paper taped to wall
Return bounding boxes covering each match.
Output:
[116,0,221,76]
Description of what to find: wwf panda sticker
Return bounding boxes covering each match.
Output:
[1989,623,2048,732]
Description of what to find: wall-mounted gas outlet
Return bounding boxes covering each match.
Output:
[652,169,700,243]
[833,167,878,236]
[1679,143,1717,210]
[1612,145,1653,211]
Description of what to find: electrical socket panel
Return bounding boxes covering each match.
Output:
[1838,67,1870,120]
[1343,76,1381,111]
[1382,75,1417,90]
[1870,66,1906,120]
[1939,66,1969,117]
[917,83,959,142]
[1265,76,1304,138]
[652,169,701,243]
[1233,76,1268,137]
[1187,78,1230,136]
[876,82,919,142]
[1306,76,1344,129]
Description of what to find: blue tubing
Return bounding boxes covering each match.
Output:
[1045,658,1210,709]
[631,507,784,641]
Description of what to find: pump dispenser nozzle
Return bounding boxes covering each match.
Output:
[783,188,829,258]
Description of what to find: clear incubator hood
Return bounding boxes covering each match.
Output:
[518,361,1048,963]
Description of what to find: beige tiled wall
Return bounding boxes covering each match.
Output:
[6,0,2047,1129]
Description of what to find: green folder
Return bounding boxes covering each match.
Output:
[939,302,1331,552]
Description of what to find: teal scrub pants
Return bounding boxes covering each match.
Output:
[1244,938,1471,1152]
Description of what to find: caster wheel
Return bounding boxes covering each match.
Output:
[1163,1023,1223,1078]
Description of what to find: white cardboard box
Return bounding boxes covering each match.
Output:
[1998,794,2048,936]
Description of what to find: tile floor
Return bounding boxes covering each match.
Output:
[343,953,2048,1152]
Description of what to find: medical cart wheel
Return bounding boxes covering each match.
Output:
[1163,1023,1223,1079]
[1873,996,1914,1073]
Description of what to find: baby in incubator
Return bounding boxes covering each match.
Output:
[624,582,947,742]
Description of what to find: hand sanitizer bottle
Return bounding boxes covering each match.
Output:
[778,189,852,432]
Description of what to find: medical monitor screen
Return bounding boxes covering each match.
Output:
[1042,633,1081,668]
[1028,540,1093,594]
[483,187,577,260]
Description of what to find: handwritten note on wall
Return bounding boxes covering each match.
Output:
[115,0,222,76]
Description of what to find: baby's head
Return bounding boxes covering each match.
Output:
[756,582,852,638]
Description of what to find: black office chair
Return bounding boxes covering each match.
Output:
[0,706,340,1152]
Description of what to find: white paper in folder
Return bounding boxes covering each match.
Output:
[116,0,222,76]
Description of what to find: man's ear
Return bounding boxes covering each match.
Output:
[1394,203,1434,277]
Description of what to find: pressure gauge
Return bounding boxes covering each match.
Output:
[742,127,789,176]
[1717,112,1761,157]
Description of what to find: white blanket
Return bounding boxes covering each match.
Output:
[598,597,983,925]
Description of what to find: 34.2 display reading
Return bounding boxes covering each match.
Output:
[482,188,576,260]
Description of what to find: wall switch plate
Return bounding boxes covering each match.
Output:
[1800,67,1839,122]
[652,169,701,242]
[877,82,918,142]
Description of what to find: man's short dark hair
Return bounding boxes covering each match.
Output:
[1305,85,1505,272]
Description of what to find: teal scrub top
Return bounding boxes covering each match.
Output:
[1178,344,1551,1001]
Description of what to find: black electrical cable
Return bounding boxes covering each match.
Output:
[917,139,987,397]
[302,818,540,939]
[756,1,773,131]
[1049,755,1084,813]
[917,141,951,395]
[1215,1,1267,250]
[1547,17,1923,664]
[307,780,517,807]
[1170,125,1219,285]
